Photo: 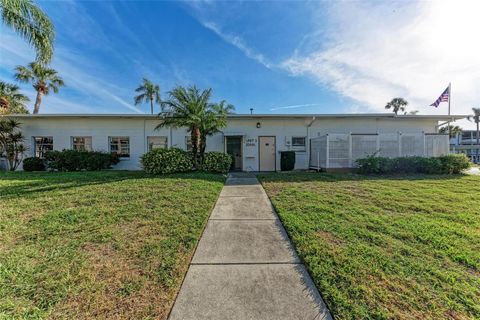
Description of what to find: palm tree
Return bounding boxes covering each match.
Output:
[0,0,54,63]
[156,86,219,168]
[439,125,462,139]
[0,118,26,171]
[0,81,30,114]
[134,78,161,114]
[14,62,64,114]
[198,100,235,162]
[468,108,480,161]
[385,98,408,115]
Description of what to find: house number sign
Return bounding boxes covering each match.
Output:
[246,138,257,147]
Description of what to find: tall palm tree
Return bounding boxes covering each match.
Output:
[469,108,480,160]
[134,78,161,114]
[0,81,30,114]
[385,98,408,115]
[0,0,54,63]
[156,86,213,168]
[439,125,462,139]
[14,62,64,114]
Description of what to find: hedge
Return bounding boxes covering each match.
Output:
[356,154,471,174]
[44,150,120,171]
[202,152,232,173]
[22,157,46,171]
[141,148,193,174]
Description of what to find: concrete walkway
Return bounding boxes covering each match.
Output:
[169,173,332,320]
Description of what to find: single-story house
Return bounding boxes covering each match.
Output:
[5,113,465,171]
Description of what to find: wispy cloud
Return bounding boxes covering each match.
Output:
[0,31,143,114]
[280,0,480,126]
[200,21,274,69]
[269,103,322,111]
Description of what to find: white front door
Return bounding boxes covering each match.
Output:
[259,136,276,171]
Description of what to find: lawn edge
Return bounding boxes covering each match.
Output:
[165,174,227,320]
[256,174,336,320]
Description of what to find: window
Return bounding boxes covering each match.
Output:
[291,136,306,150]
[72,136,92,151]
[185,136,192,152]
[33,137,53,158]
[109,136,130,158]
[147,136,168,151]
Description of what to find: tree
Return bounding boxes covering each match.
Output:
[14,62,64,114]
[0,81,29,114]
[156,85,233,168]
[468,108,480,161]
[0,118,26,171]
[134,78,161,114]
[385,98,408,115]
[439,125,462,139]
[198,100,235,162]
[0,0,55,63]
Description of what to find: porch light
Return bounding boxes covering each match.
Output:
[256,122,261,128]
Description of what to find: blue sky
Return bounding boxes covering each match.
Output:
[1,0,479,126]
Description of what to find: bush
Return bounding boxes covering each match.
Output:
[141,148,193,174]
[389,156,443,174]
[22,157,46,171]
[45,149,119,171]
[280,151,296,171]
[438,154,471,174]
[356,156,392,174]
[202,152,232,173]
[356,154,471,174]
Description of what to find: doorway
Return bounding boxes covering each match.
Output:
[259,136,276,171]
[226,136,243,171]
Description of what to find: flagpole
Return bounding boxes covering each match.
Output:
[448,82,452,143]
[448,82,451,116]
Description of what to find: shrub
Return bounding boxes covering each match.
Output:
[438,154,471,174]
[356,154,470,174]
[356,156,392,174]
[141,148,193,174]
[45,149,119,171]
[280,151,296,171]
[22,157,46,171]
[202,152,232,173]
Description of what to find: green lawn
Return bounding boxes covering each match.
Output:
[259,173,480,320]
[0,171,224,319]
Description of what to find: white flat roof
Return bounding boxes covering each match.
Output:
[6,113,467,121]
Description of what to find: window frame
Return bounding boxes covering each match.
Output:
[109,136,130,159]
[147,136,168,151]
[33,136,54,158]
[291,136,306,151]
[71,136,92,151]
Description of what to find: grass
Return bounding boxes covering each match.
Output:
[0,171,224,319]
[258,172,480,320]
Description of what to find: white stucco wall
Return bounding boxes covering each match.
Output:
[15,115,441,171]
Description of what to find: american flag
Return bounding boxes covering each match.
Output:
[430,85,450,108]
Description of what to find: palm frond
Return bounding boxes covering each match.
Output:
[1,0,55,63]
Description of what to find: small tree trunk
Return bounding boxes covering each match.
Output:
[199,134,207,166]
[150,99,154,115]
[191,128,200,169]
[477,121,479,161]
[33,91,43,114]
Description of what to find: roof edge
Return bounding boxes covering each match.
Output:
[3,113,468,121]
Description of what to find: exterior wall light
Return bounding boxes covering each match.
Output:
[256,122,261,128]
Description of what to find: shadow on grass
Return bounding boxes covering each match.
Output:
[256,171,469,184]
[0,170,225,199]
